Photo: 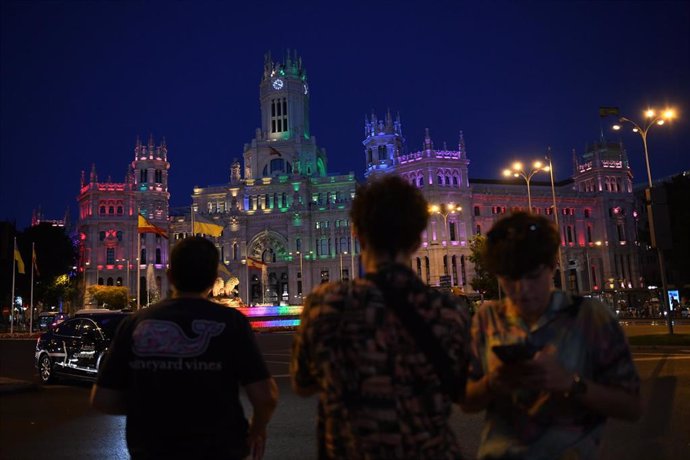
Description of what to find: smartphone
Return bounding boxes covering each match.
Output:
[491,342,541,363]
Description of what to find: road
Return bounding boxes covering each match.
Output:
[1,324,689,459]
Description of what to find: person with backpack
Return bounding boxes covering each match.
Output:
[291,175,471,459]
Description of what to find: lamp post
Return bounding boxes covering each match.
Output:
[429,203,460,286]
[612,107,676,334]
[585,241,602,293]
[545,150,568,291]
[502,160,549,211]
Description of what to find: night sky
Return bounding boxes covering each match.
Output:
[2,1,689,229]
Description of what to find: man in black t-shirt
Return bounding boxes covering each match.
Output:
[91,237,278,459]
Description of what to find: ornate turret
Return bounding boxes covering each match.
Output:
[363,110,406,178]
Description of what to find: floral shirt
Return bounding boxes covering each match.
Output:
[469,291,640,460]
[291,263,470,459]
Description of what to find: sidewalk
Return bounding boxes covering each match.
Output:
[0,376,39,395]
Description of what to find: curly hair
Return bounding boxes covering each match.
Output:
[350,175,429,257]
[483,211,560,279]
[169,236,219,292]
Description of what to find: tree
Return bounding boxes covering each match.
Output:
[469,234,499,300]
[87,285,129,309]
[16,223,77,312]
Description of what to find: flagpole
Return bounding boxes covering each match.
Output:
[191,204,195,236]
[137,233,141,310]
[10,237,17,334]
[30,242,35,334]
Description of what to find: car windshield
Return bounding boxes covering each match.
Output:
[92,314,128,338]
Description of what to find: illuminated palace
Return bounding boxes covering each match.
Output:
[77,136,171,305]
[170,52,356,305]
[174,52,640,303]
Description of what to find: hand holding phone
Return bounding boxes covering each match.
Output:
[492,342,541,364]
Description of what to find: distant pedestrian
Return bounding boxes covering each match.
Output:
[291,175,471,459]
[91,236,278,459]
[460,212,641,459]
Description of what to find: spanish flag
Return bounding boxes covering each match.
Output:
[599,106,620,118]
[138,214,169,239]
[32,245,40,277]
[247,257,267,270]
[14,239,25,274]
[193,217,224,237]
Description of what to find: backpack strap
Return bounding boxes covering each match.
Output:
[366,272,464,402]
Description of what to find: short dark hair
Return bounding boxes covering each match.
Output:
[483,212,560,279]
[350,175,429,257]
[169,236,219,292]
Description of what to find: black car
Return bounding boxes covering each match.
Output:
[35,309,131,384]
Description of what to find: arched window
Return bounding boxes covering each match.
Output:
[377,145,386,161]
[107,277,114,286]
[367,149,373,164]
[474,206,481,216]
[108,206,114,214]
[116,277,123,286]
[155,248,161,264]
[98,277,104,285]
[452,175,459,186]
[424,257,430,284]
[141,248,147,264]
[460,255,467,286]
[100,206,106,215]
[117,206,123,215]
[416,257,422,277]
[233,243,239,260]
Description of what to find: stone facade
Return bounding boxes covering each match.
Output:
[76,135,170,306]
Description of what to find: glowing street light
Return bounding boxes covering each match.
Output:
[611,106,676,334]
[429,203,461,286]
[502,160,549,211]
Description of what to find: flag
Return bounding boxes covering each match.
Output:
[599,106,620,118]
[193,216,224,237]
[269,146,282,157]
[218,262,232,277]
[246,257,266,270]
[14,240,25,274]
[32,245,40,277]
[138,214,169,239]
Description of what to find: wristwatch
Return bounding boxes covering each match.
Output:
[564,373,587,399]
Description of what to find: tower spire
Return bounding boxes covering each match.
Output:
[458,130,467,158]
[424,128,433,152]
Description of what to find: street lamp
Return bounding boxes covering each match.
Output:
[612,107,676,334]
[546,149,568,291]
[502,160,549,211]
[429,203,461,286]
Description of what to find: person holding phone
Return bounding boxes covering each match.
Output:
[460,212,641,460]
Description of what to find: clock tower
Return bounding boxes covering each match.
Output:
[243,50,327,180]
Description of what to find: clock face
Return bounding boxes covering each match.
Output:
[303,83,309,95]
[272,78,284,90]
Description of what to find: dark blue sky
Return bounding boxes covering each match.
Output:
[2,0,689,229]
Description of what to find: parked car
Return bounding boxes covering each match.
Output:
[35,309,131,384]
[37,311,69,331]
